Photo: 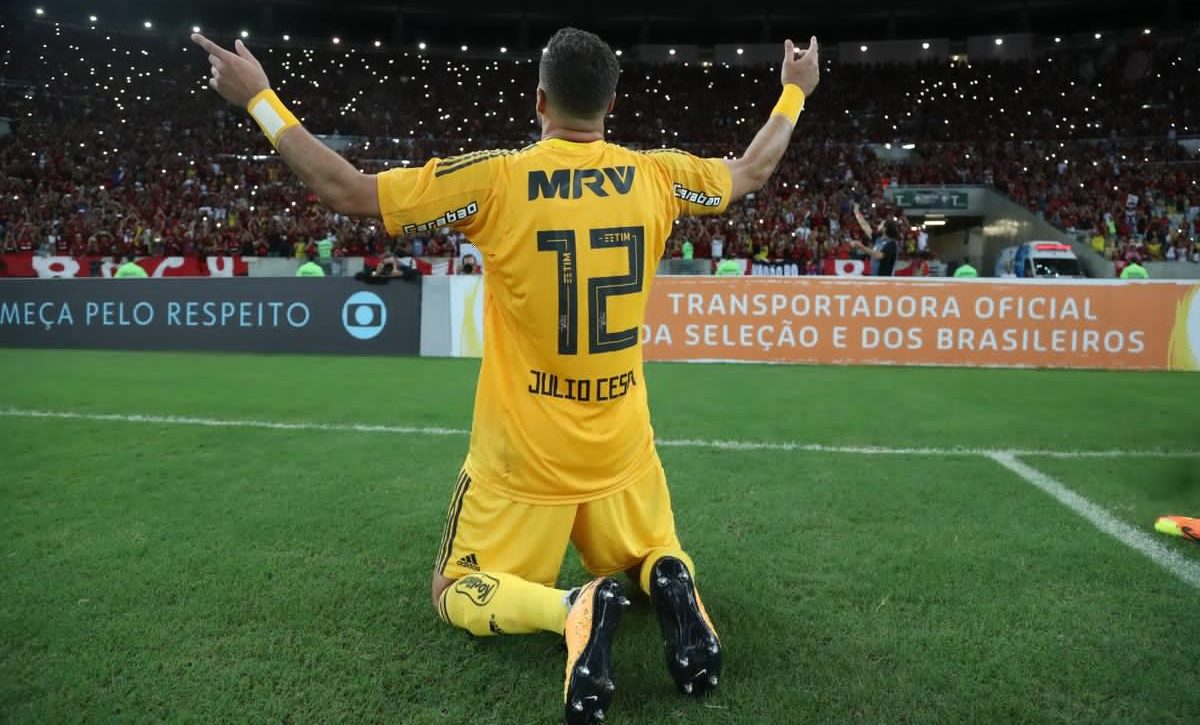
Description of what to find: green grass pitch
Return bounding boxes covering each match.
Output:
[1,349,1198,723]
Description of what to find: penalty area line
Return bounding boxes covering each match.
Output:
[1,407,1199,459]
[988,452,1200,591]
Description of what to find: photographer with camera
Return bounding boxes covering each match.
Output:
[355,253,420,285]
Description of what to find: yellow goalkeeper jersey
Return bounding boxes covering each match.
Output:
[377,139,731,504]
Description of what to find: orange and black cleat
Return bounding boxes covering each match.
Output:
[1155,515,1200,542]
[649,556,722,696]
[563,577,630,724]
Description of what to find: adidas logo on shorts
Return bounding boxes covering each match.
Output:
[456,553,480,571]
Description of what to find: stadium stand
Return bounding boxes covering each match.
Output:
[1,19,1197,270]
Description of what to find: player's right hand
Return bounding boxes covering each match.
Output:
[192,33,271,108]
[781,37,820,97]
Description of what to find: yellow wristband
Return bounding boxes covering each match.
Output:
[246,89,300,147]
[770,84,806,125]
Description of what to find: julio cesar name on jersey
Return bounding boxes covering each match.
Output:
[527,164,641,404]
[528,368,638,403]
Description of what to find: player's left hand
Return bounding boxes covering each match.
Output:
[781,36,819,96]
[192,33,270,108]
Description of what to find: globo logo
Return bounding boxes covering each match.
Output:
[342,291,387,340]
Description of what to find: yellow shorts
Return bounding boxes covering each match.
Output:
[434,459,681,586]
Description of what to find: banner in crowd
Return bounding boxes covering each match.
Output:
[0,277,420,355]
[825,259,868,276]
[741,259,923,277]
[0,254,249,278]
[642,277,1200,371]
[747,259,862,276]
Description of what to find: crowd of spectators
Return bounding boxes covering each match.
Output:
[0,18,1196,269]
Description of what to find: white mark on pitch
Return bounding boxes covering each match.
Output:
[0,408,1198,459]
[988,452,1200,591]
[0,407,469,436]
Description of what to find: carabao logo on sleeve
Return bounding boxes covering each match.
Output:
[341,291,388,340]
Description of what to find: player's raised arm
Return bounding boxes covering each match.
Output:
[723,37,820,199]
[191,34,380,218]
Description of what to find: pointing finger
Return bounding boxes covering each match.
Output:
[192,33,231,58]
[783,39,794,63]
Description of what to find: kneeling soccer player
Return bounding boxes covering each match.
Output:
[194,25,820,724]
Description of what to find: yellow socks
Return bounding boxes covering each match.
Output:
[638,547,696,596]
[439,551,698,637]
[439,572,571,636]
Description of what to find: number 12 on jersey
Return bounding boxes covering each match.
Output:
[537,226,646,356]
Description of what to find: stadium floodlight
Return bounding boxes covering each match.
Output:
[417,41,426,50]
[332,36,340,44]
[1143,28,1151,35]
[859,44,868,52]
[35,7,44,16]
[282,34,290,41]
[668,48,676,55]
[736,47,744,55]
[615,49,622,56]
[499,46,507,53]
[374,40,381,47]
[460,44,468,51]
[89,15,97,22]
[192,25,201,33]
[1093,32,1101,40]
[902,143,916,150]
[240,29,249,38]
[143,20,152,29]
[921,42,930,50]
[994,37,1004,46]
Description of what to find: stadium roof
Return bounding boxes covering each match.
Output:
[19,0,1194,48]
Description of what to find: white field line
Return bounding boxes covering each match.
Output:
[655,437,1200,459]
[989,452,1200,591]
[3,406,1195,589]
[1,407,1199,459]
[0,407,470,436]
